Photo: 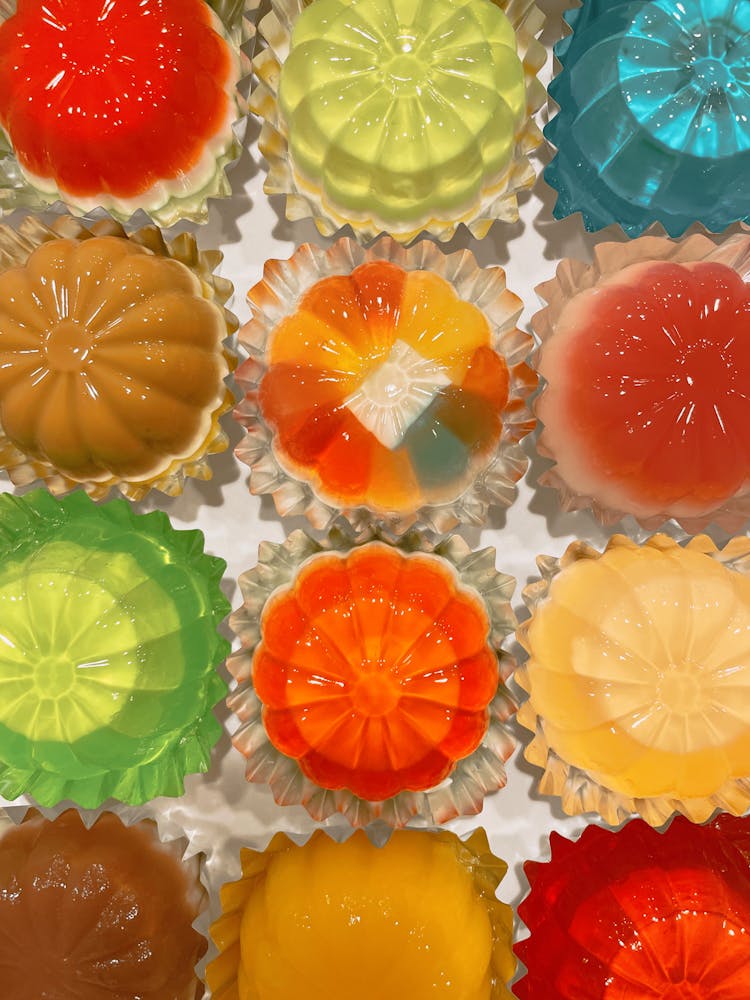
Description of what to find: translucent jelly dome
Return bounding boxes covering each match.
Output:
[208,830,516,1000]
[545,0,750,234]
[0,0,237,213]
[278,0,526,227]
[517,817,750,999]
[257,262,510,515]
[252,544,498,801]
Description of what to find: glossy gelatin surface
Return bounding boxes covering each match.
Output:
[537,259,750,523]
[278,0,526,228]
[0,809,206,1000]
[0,0,236,213]
[0,236,231,496]
[253,543,498,801]
[516,816,750,999]
[0,489,229,806]
[518,534,750,823]
[259,262,509,516]
[545,0,750,235]
[208,829,515,1000]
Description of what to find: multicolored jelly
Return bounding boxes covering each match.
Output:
[257,261,509,516]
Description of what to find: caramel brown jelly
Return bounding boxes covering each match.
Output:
[0,810,206,999]
[0,235,229,489]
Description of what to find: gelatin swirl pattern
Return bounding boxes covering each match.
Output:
[545,0,750,234]
[0,490,230,807]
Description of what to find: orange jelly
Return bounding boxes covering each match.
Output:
[258,261,509,514]
[0,0,234,202]
[0,810,206,1000]
[253,543,499,801]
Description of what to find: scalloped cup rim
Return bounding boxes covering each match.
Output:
[226,526,519,828]
[0,0,253,226]
[0,213,238,503]
[233,235,536,537]
[531,231,750,535]
[515,531,750,828]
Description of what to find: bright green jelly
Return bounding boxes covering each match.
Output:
[0,490,229,807]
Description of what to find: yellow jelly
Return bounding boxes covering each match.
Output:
[208,830,515,1000]
[518,533,750,825]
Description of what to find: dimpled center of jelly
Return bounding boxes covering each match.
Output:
[45,319,95,373]
[0,558,141,743]
[618,4,750,158]
[351,672,401,717]
[656,667,703,715]
[692,55,733,92]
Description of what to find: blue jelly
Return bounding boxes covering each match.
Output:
[545,0,750,236]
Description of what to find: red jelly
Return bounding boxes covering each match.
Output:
[538,260,750,521]
[516,816,750,999]
[0,0,235,202]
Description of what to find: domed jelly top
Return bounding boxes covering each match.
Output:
[258,260,510,517]
[209,829,516,1000]
[537,258,750,523]
[0,810,206,1000]
[253,543,498,802]
[278,0,526,226]
[0,489,229,806]
[520,534,750,816]
[0,0,236,213]
[0,235,230,494]
[545,0,750,234]
[516,816,750,999]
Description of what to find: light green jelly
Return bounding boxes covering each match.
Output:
[279,0,526,225]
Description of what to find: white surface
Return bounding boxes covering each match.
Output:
[0,0,659,985]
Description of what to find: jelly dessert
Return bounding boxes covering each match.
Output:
[534,233,750,531]
[250,0,545,240]
[234,238,535,534]
[516,533,750,826]
[545,0,750,235]
[0,809,206,1000]
[0,0,243,222]
[0,219,235,500]
[516,816,750,999]
[207,828,515,1000]
[228,529,518,826]
[0,489,229,807]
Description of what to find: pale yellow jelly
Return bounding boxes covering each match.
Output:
[235,831,513,1000]
[525,538,750,802]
